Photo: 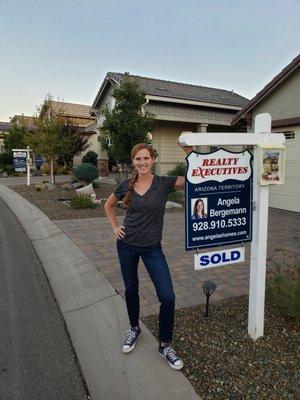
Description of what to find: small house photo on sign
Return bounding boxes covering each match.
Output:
[191,198,208,220]
[260,147,285,185]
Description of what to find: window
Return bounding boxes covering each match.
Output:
[281,131,295,140]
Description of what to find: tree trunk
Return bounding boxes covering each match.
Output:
[50,158,54,184]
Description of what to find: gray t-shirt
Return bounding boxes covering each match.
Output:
[114,175,177,247]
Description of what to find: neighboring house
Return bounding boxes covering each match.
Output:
[232,54,300,213]
[40,101,95,128]
[91,72,249,175]
[39,101,97,164]
[0,122,11,153]
[10,115,36,130]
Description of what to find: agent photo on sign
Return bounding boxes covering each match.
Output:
[191,198,208,220]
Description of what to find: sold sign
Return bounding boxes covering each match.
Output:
[194,247,245,270]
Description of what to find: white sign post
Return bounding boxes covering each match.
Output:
[26,146,32,186]
[179,113,285,341]
[247,114,271,339]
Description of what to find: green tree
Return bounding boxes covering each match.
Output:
[57,120,90,169]
[4,118,28,155]
[28,98,72,183]
[99,73,155,176]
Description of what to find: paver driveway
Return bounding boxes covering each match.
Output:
[55,208,300,317]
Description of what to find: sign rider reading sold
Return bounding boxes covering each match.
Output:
[185,148,253,251]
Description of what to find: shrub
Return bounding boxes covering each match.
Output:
[266,265,300,322]
[82,151,98,167]
[92,181,101,189]
[56,165,71,175]
[0,152,13,166]
[41,163,58,175]
[70,195,97,209]
[167,162,185,177]
[167,190,184,204]
[74,163,99,184]
[5,165,15,174]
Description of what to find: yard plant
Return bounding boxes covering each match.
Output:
[74,163,99,184]
[70,195,97,209]
[82,151,98,166]
[266,264,300,323]
[167,162,185,177]
[99,73,155,177]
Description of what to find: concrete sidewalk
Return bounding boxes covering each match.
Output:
[0,184,200,400]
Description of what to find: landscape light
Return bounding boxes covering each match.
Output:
[202,280,217,317]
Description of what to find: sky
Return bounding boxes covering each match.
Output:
[0,0,299,121]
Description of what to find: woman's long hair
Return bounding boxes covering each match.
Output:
[123,143,156,207]
[193,198,205,218]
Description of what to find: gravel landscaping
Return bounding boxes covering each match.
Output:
[10,182,126,220]
[143,295,299,400]
[10,182,183,220]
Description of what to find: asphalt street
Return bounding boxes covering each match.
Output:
[0,198,89,400]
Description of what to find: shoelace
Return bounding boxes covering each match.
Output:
[164,346,178,361]
[125,329,136,344]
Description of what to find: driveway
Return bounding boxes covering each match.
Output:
[55,208,300,317]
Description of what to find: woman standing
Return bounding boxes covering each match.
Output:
[104,142,190,370]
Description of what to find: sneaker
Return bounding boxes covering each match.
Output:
[158,344,184,370]
[122,327,141,353]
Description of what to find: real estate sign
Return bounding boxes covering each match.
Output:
[185,149,253,250]
[13,150,27,172]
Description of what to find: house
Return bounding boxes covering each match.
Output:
[10,115,36,130]
[0,122,11,153]
[39,101,97,164]
[232,54,300,213]
[91,73,249,176]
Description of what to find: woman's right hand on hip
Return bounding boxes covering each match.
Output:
[113,226,125,239]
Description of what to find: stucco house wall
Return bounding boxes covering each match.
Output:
[232,55,300,213]
[152,120,195,175]
[252,73,300,213]
[252,71,300,120]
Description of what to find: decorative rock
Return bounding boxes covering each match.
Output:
[35,184,45,191]
[45,183,56,190]
[76,183,95,197]
[1,172,8,178]
[61,183,73,190]
[72,181,84,189]
[165,201,182,210]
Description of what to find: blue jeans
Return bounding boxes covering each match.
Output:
[116,239,175,343]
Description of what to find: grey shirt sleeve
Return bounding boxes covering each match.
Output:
[114,180,129,200]
[161,176,177,195]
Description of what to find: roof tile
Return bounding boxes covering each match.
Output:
[107,72,249,108]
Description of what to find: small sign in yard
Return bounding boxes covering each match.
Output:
[13,150,27,172]
[194,247,245,270]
